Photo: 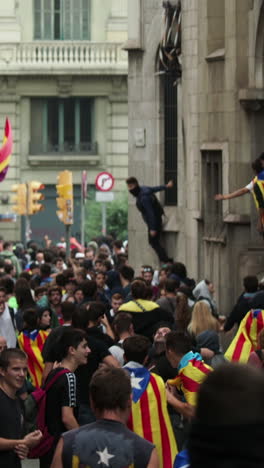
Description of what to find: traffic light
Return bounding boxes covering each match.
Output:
[28,181,45,215]
[56,170,73,225]
[11,184,27,215]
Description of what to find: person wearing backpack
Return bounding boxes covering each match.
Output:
[0,348,42,467]
[38,328,90,468]
[126,176,173,262]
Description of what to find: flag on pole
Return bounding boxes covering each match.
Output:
[18,329,49,388]
[0,118,13,182]
[167,352,212,406]
[225,309,264,363]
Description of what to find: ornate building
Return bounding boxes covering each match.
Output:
[126,0,264,313]
[0,0,128,241]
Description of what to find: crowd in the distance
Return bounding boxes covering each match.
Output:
[1,235,264,468]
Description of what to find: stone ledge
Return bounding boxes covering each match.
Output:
[239,88,264,111]
[223,213,251,224]
[28,154,100,167]
[205,48,225,62]
[122,40,144,51]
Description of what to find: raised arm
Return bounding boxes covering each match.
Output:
[214,187,249,201]
[150,180,174,194]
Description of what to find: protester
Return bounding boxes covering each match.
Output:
[189,363,264,468]
[17,308,49,388]
[0,286,17,348]
[248,328,264,369]
[51,367,158,468]
[165,331,212,406]
[0,348,42,467]
[118,280,174,339]
[215,154,264,232]
[123,335,178,467]
[71,305,119,425]
[187,301,220,337]
[109,312,134,365]
[39,328,90,467]
[126,176,173,262]
[224,275,259,331]
[192,279,218,317]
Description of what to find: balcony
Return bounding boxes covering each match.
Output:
[28,141,100,167]
[0,41,128,75]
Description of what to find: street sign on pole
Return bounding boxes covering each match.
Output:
[95,172,115,236]
[95,172,115,192]
[95,191,114,203]
[81,170,87,246]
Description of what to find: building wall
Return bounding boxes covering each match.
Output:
[126,0,264,313]
[0,0,128,242]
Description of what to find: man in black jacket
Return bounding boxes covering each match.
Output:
[224,275,259,332]
[126,177,173,262]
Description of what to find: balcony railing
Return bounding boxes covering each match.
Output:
[0,41,127,75]
[29,141,98,155]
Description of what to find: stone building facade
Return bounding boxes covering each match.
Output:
[0,0,128,242]
[126,0,264,314]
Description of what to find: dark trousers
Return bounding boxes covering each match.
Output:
[148,229,169,262]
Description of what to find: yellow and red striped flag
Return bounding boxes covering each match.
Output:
[167,352,212,407]
[18,329,49,388]
[225,309,264,363]
[0,118,13,182]
[125,366,178,468]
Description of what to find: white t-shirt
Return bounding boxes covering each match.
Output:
[0,304,16,348]
[246,180,254,192]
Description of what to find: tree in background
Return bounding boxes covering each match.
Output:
[85,190,128,242]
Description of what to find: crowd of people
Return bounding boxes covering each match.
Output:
[0,235,264,467]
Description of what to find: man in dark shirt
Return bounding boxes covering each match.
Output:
[40,328,90,468]
[51,367,158,468]
[0,348,42,467]
[126,176,173,262]
[72,304,119,425]
[224,276,259,332]
[118,280,174,340]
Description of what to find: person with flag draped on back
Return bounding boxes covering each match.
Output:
[123,335,178,468]
[18,308,49,388]
[225,308,264,363]
[215,154,264,234]
[165,332,212,407]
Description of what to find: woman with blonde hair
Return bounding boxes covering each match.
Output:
[188,300,220,337]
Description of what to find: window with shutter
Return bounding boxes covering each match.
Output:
[30,98,96,155]
[202,151,224,239]
[34,0,90,40]
[163,72,178,206]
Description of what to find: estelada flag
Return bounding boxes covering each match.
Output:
[18,329,49,388]
[225,309,264,363]
[252,171,264,210]
[167,352,212,407]
[0,118,13,182]
[126,366,178,468]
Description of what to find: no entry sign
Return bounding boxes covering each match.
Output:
[95,172,115,192]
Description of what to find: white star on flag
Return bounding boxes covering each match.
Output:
[96,447,115,466]
[130,372,144,390]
